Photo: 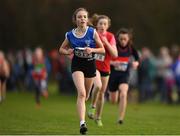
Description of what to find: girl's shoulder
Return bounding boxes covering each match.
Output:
[88,26,95,30]
[65,28,76,39]
[86,26,96,38]
[104,31,115,41]
[106,31,115,36]
[67,28,75,34]
[106,31,115,39]
[87,26,95,33]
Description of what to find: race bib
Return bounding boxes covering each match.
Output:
[74,47,93,58]
[94,53,105,61]
[114,62,128,71]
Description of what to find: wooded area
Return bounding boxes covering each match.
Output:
[0,0,180,51]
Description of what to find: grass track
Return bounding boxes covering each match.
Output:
[0,86,180,135]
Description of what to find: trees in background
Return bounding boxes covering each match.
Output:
[0,0,180,50]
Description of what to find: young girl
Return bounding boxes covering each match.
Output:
[87,14,117,127]
[0,51,10,103]
[31,47,48,107]
[109,28,139,124]
[59,8,105,135]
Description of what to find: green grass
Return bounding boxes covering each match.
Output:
[0,85,180,135]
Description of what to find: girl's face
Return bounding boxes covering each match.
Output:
[75,10,88,27]
[118,33,129,47]
[97,18,109,33]
[35,48,43,60]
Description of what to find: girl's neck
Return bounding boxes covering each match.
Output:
[119,44,128,49]
[76,26,87,33]
[75,26,88,37]
[98,30,106,35]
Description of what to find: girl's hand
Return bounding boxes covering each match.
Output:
[67,49,74,55]
[132,61,139,69]
[85,47,93,54]
[101,37,108,45]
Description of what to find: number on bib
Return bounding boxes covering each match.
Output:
[94,53,105,61]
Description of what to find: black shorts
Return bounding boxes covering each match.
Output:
[0,75,7,83]
[99,70,110,77]
[109,72,129,92]
[71,57,96,78]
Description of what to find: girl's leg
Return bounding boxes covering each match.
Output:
[72,71,86,123]
[42,91,48,99]
[41,80,48,99]
[34,80,41,107]
[118,83,129,123]
[96,75,109,119]
[87,70,102,119]
[35,88,41,106]
[85,77,96,101]
[95,75,109,126]
[72,71,88,134]
[109,91,119,104]
[89,70,102,106]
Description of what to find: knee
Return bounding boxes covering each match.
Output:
[78,91,86,99]
[94,83,102,91]
[110,98,118,104]
[109,95,118,104]
[99,89,105,96]
[120,92,127,99]
[97,90,104,100]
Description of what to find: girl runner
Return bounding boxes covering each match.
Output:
[59,8,105,134]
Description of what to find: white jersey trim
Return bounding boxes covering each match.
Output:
[72,26,89,39]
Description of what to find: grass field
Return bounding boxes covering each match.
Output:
[0,84,180,135]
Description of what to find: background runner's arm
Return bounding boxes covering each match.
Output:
[131,47,139,61]
[131,47,139,69]
[102,36,118,58]
[91,30,105,54]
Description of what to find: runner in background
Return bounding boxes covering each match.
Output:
[109,28,139,124]
[88,14,117,127]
